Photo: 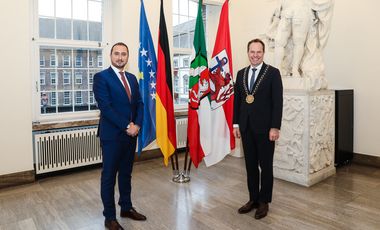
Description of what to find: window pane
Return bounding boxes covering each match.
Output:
[58,91,73,112]
[179,0,188,15]
[179,15,189,24]
[89,22,102,41]
[56,0,71,18]
[73,20,88,40]
[74,91,88,111]
[89,1,102,22]
[39,18,55,38]
[180,33,190,48]
[89,50,102,68]
[173,35,179,48]
[74,70,88,90]
[189,1,197,17]
[56,19,72,40]
[39,0,54,17]
[172,14,179,26]
[73,0,87,20]
[56,49,71,68]
[39,46,102,115]
[173,0,179,14]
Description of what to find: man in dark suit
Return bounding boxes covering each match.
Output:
[93,42,146,230]
[233,38,283,219]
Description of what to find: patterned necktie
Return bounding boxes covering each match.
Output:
[119,71,131,101]
[249,68,257,92]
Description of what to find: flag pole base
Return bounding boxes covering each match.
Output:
[172,171,190,183]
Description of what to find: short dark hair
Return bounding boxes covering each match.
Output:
[247,38,265,53]
[110,42,129,55]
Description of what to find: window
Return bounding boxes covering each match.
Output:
[50,71,57,85]
[63,91,71,105]
[63,71,71,85]
[75,91,83,105]
[89,91,95,104]
[75,56,82,67]
[173,54,192,105]
[89,73,94,84]
[34,0,106,120]
[89,57,94,67]
[97,55,103,67]
[172,0,199,106]
[40,72,46,85]
[75,72,82,84]
[50,54,56,66]
[40,56,45,66]
[51,92,57,106]
[63,55,71,67]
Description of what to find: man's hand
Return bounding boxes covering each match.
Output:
[126,122,140,137]
[233,127,241,139]
[269,128,280,141]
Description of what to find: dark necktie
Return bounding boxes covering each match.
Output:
[119,71,131,101]
[249,68,257,92]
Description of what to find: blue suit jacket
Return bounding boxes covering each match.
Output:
[93,67,144,141]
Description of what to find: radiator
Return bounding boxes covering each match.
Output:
[33,119,188,174]
[176,117,188,148]
[33,126,102,174]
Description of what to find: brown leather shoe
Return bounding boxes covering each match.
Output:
[120,207,147,221]
[238,201,259,214]
[104,219,124,230]
[254,203,269,219]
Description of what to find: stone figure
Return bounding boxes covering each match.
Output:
[266,0,334,90]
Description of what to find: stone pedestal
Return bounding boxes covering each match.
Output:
[273,89,336,187]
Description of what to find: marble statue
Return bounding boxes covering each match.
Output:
[266,0,334,90]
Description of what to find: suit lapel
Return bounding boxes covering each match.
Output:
[107,67,131,102]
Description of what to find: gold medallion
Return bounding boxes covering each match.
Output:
[246,95,254,104]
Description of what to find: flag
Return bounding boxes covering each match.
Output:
[203,0,235,166]
[137,0,157,155]
[188,0,211,168]
[156,0,176,166]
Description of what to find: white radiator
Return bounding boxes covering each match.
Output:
[176,117,188,148]
[33,119,188,174]
[33,126,102,174]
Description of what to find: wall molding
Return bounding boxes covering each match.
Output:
[0,170,35,189]
[352,153,380,168]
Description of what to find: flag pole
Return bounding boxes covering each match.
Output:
[172,142,190,183]
[170,154,180,181]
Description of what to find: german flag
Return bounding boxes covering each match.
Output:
[156,0,176,166]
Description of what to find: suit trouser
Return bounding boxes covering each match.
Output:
[241,127,275,203]
[100,139,135,220]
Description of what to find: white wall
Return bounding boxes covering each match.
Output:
[0,0,34,175]
[0,0,379,177]
[324,0,380,156]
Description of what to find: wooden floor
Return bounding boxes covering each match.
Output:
[1,155,380,230]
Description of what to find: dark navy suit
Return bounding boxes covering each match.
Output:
[93,66,143,221]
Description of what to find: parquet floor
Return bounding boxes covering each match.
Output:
[1,155,380,230]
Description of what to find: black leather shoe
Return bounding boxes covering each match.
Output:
[254,203,269,219]
[120,207,147,221]
[104,219,124,230]
[238,201,259,214]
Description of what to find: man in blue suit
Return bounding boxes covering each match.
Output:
[93,42,146,230]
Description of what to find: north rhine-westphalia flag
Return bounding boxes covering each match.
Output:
[156,0,176,166]
[203,0,235,166]
[187,0,211,168]
[137,0,157,155]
